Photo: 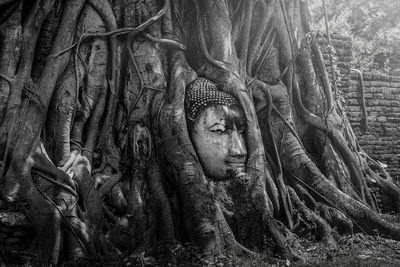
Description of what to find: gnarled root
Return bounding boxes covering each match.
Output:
[281,128,400,239]
[288,187,336,247]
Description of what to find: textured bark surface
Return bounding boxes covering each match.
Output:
[0,0,400,265]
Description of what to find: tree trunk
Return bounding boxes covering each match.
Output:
[0,0,399,264]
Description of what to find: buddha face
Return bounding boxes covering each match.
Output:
[190,105,247,180]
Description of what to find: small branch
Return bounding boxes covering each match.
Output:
[82,0,170,45]
[93,0,170,36]
[49,43,77,58]
[141,32,186,50]
[31,167,78,198]
[0,73,14,84]
[50,31,186,58]
[85,0,170,151]
[127,36,144,120]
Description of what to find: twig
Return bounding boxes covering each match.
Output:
[0,73,14,84]
[31,167,78,198]
[52,0,170,58]
[127,36,144,120]
[49,43,77,57]
[72,0,170,127]
[141,32,186,50]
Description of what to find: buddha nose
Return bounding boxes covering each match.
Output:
[229,130,247,157]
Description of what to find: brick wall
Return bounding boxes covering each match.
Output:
[344,73,400,175]
[321,36,400,176]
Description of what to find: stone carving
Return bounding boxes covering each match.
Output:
[185,78,247,180]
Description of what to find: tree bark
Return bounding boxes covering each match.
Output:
[0,0,399,264]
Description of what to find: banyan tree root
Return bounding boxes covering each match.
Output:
[288,187,336,247]
[2,0,400,265]
[280,128,400,239]
[159,0,297,258]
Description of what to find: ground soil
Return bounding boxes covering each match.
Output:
[1,232,400,266]
[296,234,400,267]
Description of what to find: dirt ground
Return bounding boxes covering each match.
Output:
[1,233,400,266]
[294,234,400,267]
[172,233,400,266]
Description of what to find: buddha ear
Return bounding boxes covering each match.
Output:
[186,115,196,136]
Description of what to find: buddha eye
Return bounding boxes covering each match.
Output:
[210,124,226,135]
[214,129,225,135]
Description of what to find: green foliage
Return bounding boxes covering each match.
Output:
[309,0,400,72]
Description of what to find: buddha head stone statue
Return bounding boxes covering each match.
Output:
[185,78,247,180]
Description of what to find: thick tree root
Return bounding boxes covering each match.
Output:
[288,186,336,247]
[281,129,400,239]
[2,0,400,264]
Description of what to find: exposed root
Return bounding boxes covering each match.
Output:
[289,187,336,247]
[2,0,400,264]
[316,204,353,235]
[96,172,123,198]
[59,150,79,173]
[281,129,400,239]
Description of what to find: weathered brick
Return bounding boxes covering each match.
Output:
[323,35,400,176]
[377,116,387,122]
[363,93,373,98]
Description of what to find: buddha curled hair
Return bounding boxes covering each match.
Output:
[185,77,239,121]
